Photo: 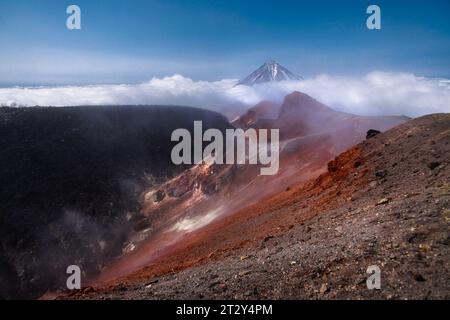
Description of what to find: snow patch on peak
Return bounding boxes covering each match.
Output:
[237,61,302,86]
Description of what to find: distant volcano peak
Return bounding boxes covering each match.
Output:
[237,60,302,86]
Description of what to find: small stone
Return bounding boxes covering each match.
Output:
[145,190,166,203]
[375,170,388,178]
[366,129,381,139]
[419,244,431,252]
[414,274,426,282]
[427,161,440,170]
[319,283,328,294]
[377,198,390,206]
[145,278,159,286]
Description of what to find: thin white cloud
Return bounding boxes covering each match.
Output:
[1,71,449,117]
[296,72,450,117]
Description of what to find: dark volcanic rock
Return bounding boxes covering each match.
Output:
[150,190,166,203]
[366,129,381,139]
[375,170,388,178]
[427,161,441,170]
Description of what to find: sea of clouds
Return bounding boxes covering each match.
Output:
[1,71,449,117]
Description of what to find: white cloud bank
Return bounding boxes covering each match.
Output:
[1,71,449,117]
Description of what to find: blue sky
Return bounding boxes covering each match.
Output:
[0,0,449,85]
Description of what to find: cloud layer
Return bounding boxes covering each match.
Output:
[1,71,449,117]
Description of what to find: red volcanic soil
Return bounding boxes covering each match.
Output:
[62,113,449,300]
[231,100,279,128]
[91,92,407,284]
[104,147,365,284]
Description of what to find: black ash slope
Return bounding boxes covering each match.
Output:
[0,105,231,299]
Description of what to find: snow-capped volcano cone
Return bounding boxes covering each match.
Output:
[237,60,302,86]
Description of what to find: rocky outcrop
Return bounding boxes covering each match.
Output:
[366,129,381,139]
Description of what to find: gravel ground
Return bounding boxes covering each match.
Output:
[66,114,450,300]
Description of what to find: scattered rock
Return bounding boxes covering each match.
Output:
[115,285,127,292]
[418,244,431,252]
[202,182,217,195]
[327,161,338,172]
[81,286,95,294]
[218,283,227,290]
[208,281,221,289]
[319,283,329,294]
[144,279,159,286]
[59,114,450,301]
[145,189,166,202]
[152,190,165,202]
[366,129,381,139]
[244,290,253,297]
[414,274,426,282]
[375,170,388,179]
[427,161,441,170]
[377,198,390,206]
